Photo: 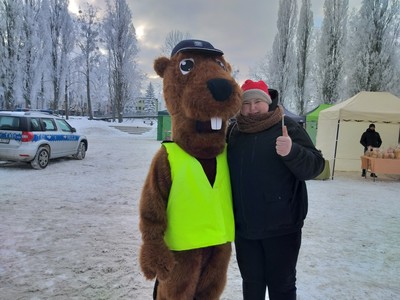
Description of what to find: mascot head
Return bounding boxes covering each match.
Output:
[154,39,242,159]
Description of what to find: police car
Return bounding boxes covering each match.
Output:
[0,111,88,169]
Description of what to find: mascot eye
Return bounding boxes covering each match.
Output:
[216,59,227,71]
[180,59,194,75]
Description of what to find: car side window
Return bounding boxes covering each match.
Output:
[55,119,73,132]
[30,118,42,131]
[41,118,56,131]
[0,116,20,130]
[0,116,12,129]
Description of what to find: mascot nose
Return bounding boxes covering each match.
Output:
[207,78,233,102]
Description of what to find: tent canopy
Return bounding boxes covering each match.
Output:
[306,104,333,122]
[316,91,400,177]
[319,92,400,122]
[305,104,333,145]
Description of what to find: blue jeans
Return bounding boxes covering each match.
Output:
[235,231,302,300]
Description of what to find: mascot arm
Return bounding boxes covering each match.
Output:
[139,147,175,280]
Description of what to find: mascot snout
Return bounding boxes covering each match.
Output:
[207,78,233,102]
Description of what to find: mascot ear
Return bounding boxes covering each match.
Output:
[154,57,170,78]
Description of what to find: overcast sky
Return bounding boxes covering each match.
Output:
[70,0,361,86]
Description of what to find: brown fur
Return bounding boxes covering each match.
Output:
[139,48,241,299]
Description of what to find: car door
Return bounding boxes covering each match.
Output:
[41,117,64,157]
[54,118,79,155]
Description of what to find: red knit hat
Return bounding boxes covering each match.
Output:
[241,80,272,104]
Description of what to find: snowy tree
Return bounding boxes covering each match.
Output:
[47,0,75,111]
[103,0,141,123]
[20,0,36,108]
[89,54,110,116]
[144,82,156,114]
[248,52,272,83]
[20,0,51,109]
[0,0,55,110]
[317,0,348,104]
[345,0,400,97]
[0,0,24,109]
[32,0,53,111]
[76,3,102,120]
[295,0,314,115]
[161,30,191,56]
[0,0,142,115]
[269,0,298,106]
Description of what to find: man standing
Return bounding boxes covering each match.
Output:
[360,123,382,177]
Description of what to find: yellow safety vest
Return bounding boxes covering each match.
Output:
[163,142,234,251]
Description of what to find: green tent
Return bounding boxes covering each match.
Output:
[305,104,332,145]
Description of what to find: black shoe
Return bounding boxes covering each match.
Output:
[361,172,366,177]
[370,173,377,178]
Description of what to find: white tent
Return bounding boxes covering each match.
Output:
[316,91,400,178]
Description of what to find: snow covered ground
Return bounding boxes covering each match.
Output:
[1,117,399,300]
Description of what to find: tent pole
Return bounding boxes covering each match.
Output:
[331,120,341,180]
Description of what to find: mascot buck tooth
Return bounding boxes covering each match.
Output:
[139,39,242,299]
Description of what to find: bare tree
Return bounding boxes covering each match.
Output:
[248,52,272,83]
[161,30,191,56]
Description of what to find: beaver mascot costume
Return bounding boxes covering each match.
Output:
[139,39,242,299]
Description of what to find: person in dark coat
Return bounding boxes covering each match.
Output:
[360,123,382,177]
[227,79,325,300]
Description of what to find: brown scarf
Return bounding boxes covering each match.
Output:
[236,105,283,133]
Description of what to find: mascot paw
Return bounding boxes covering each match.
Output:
[140,242,176,280]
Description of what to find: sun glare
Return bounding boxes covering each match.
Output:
[136,25,145,40]
[68,0,80,15]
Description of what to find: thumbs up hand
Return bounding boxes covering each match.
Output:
[276,125,292,157]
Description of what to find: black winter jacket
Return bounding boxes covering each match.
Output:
[360,128,382,152]
[227,116,325,239]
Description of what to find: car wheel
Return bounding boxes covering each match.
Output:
[74,141,86,160]
[31,146,50,169]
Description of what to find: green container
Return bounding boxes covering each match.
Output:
[157,110,172,141]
